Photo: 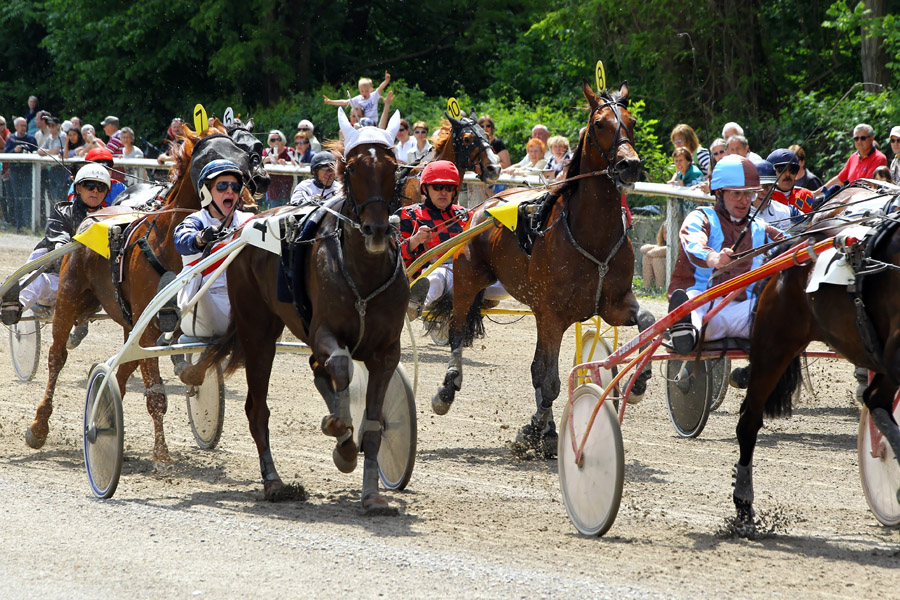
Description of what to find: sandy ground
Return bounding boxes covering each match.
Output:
[0,231,897,599]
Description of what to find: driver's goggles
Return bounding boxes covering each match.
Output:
[81,181,109,193]
[215,181,242,193]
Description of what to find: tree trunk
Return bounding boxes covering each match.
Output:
[861,0,889,92]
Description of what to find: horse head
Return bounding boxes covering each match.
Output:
[582,81,641,190]
[337,108,400,254]
[226,119,271,197]
[187,133,268,208]
[444,112,501,184]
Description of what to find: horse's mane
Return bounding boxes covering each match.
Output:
[432,119,452,155]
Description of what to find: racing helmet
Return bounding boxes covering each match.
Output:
[419,160,460,196]
[197,158,243,208]
[84,147,114,164]
[750,158,777,186]
[766,148,799,170]
[310,151,337,173]
[710,154,761,192]
[74,163,111,189]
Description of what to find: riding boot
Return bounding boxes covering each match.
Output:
[667,289,697,355]
[407,277,429,321]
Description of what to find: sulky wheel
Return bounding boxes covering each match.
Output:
[857,395,900,527]
[349,361,417,490]
[665,358,713,438]
[708,357,731,411]
[575,327,619,401]
[83,363,124,499]
[558,383,624,537]
[186,358,225,450]
[9,310,41,382]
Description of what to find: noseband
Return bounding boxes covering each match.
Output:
[585,96,636,184]
[450,119,495,182]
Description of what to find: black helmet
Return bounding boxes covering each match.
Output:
[310,151,337,173]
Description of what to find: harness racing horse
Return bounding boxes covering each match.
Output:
[430,82,655,457]
[733,182,900,526]
[24,125,269,467]
[186,110,409,510]
[398,112,501,207]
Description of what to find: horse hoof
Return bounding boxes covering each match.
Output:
[362,492,395,515]
[432,385,455,415]
[333,441,358,474]
[540,430,559,460]
[734,499,755,526]
[178,364,206,387]
[264,478,285,501]
[25,426,46,450]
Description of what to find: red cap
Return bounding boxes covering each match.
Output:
[85,147,114,163]
[420,160,459,186]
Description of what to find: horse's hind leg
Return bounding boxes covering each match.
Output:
[513,312,565,459]
[26,293,99,449]
[138,354,171,467]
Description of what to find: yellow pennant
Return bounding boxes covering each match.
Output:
[447,97,462,120]
[193,103,208,133]
[74,213,146,258]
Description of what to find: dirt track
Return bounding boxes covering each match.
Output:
[0,232,897,599]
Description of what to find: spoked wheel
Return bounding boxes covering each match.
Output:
[666,358,713,438]
[558,383,624,537]
[9,310,41,382]
[186,356,225,450]
[858,394,900,527]
[349,362,417,490]
[83,363,124,499]
[708,357,731,411]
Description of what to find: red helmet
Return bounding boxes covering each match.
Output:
[420,160,459,195]
[85,147,114,163]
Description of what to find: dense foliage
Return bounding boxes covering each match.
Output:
[1,0,898,190]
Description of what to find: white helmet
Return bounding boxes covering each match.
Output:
[74,163,111,188]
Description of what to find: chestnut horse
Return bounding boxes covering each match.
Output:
[187,111,409,510]
[25,123,269,466]
[398,113,501,207]
[733,183,900,526]
[428,82,655,458]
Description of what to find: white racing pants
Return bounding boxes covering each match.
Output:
[423,265,509,306]
[686,288,753,341]
[19,248,59,310]
[178,280,231,339]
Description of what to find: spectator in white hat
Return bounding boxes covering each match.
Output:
[296,119,321,152]
[889,125,900,184]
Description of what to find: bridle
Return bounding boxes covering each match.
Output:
[340,150,393,225]
[449,118,495,182]
[584,93,636,186]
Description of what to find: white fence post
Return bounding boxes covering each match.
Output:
[31,162,41,231]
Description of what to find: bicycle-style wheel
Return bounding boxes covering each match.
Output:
[858,394,900,527]
[83,363,124,499]
[9,311,41,382]
[709,357,731,411]
[558,383,624,537]
[666,358,713,438]
[186,360,225,450]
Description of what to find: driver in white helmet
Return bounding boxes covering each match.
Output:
[172,159,253,339]
[0,163,112,348]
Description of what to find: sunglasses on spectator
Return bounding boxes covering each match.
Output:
[298,127,310,131]
[399,126,408,131]
[713,149,726,156]
[429,184,457,192]
[482,124,494,129]
[80,181,109,193]
[295,140,310,145]
[414,129,427,134]
[774,163,800,175]
[214,181,242,193]
[853,135,871,141]
[268,137,280,143]
[891,138,900,143]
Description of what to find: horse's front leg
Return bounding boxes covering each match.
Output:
[513,312,565,459]
[864,374,900,490]
[602,290,656,401]
[360,343,401,512]
[313,328,358,474]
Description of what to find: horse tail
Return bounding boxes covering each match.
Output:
[424,289,486,347]
[200,319,244,378]
[761,355,801,418]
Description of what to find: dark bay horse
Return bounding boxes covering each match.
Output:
[25,124,269,466]
[733,183,900,526]
[429,82,655,457]
[399,113,501,207]
[186,112,409,510]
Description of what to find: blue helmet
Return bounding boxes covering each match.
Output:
[766,148,799,170]
[750,158,777,186]
[710,155,761,192]
[197,159,243,207]
[310,151,337,173]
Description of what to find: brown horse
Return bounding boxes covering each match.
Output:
[186,112,409,510]
[25,123,269,466]
[732,183,900,527]
[398,113,501,207]
[428,82,655,457]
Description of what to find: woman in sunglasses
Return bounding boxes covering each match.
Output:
[407,121,432,164]
[1,164,111,338]
[262,130,295,207]
[393,118,416,163]
[172,159,254,339]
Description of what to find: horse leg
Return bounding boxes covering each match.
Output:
[602,290,656,401]
[137,353,171,467]
[360,344,401,511]
[26,294,98,449]
[313,330,358,474]
[513,313,566,459]
[243,331,284,499]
